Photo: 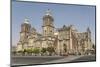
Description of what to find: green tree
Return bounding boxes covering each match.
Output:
[41,48,47,55]
[33,48,40,55]
[26,48,32,54]
[17,50,24,55]
[47,47,55,56]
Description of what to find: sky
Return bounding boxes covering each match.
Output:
[12,1,96,46]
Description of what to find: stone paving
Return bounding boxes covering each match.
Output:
[43,55,84,64]
[12,55,95,66]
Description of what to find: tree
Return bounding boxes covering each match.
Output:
[26,48,32,55]
[18,50,23,53]
[33,48,40,55]
[41,48,47,55]
[47,47,55,56]
[17,50,24,56]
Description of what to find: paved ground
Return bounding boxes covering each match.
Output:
[11,56,66,66]
[68,55,96,62]
[44,55,96,64]
[11,55,96,66]
[43,55,83,64]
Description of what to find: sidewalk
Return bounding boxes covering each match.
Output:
[43,55,84,64]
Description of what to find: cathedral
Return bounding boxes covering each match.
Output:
[16,9,93,55]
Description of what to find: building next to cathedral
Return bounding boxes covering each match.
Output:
[16,9,94,56]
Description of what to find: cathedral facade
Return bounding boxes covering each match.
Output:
[16,9,93,55]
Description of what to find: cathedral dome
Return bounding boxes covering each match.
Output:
[45,9,52,16]
[24,18,29,24]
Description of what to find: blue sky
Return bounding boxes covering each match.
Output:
[12,1,96,46]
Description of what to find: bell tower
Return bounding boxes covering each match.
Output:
[87,27,91,39]
[17,18,31,51]
[86,27,92,50]
[20,18,31,42]
[42,9,54,37]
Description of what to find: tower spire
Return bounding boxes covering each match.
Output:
[87,27,91,33]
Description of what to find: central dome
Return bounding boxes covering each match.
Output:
[45,9,52,16]
[24,18,29,24]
